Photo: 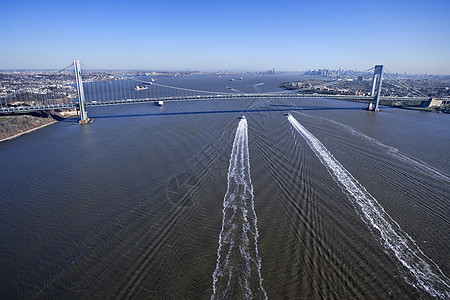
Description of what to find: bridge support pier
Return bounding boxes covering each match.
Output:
[367,65,383,111]
[74,60,93,124]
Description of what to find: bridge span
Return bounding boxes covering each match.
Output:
[0,60,432,121]
[0,93,429,114]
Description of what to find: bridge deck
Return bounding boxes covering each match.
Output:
[0,93,429,113]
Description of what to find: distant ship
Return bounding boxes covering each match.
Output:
[134,85,148,91]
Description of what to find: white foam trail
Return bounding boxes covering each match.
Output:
[329,118,450,183]
[287,114,450,298]
[253,83,264,93]
[299,113,450,183]
[211,117,267,300]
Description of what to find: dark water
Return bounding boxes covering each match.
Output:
[1,74,449,299]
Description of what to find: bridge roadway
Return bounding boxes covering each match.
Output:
[0,93,429,113]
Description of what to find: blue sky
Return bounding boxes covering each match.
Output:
[1,0,449,74]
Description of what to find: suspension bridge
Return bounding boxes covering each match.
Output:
[0,61,432,123]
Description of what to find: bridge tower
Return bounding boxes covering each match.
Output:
[73,60,92,124]
[368,65,383,111]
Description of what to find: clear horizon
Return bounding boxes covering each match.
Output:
[1,0,449,75]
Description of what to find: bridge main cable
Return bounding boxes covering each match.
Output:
[131,79,241,95]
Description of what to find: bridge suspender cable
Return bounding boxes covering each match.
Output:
[384,68,428,98]
[80,62,244,96]
[1,62,432,114]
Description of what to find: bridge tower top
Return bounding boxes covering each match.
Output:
[73,60,92,124]
[368,65,383,111]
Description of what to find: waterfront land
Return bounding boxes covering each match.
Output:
[0,109,77,142]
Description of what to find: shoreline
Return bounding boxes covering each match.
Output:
[0,120,58,143]
[0,110,78,143]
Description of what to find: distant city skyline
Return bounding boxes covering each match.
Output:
[1,0,449,74]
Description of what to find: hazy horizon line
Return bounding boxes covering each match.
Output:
[1,68,449,76]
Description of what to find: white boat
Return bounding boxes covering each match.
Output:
[134,85,148,91]
[158,100,164,106]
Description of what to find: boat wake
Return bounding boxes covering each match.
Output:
[301,113,450,183]
[287,114,450,299]
[253,83,264,93]
[211,117,267,300]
